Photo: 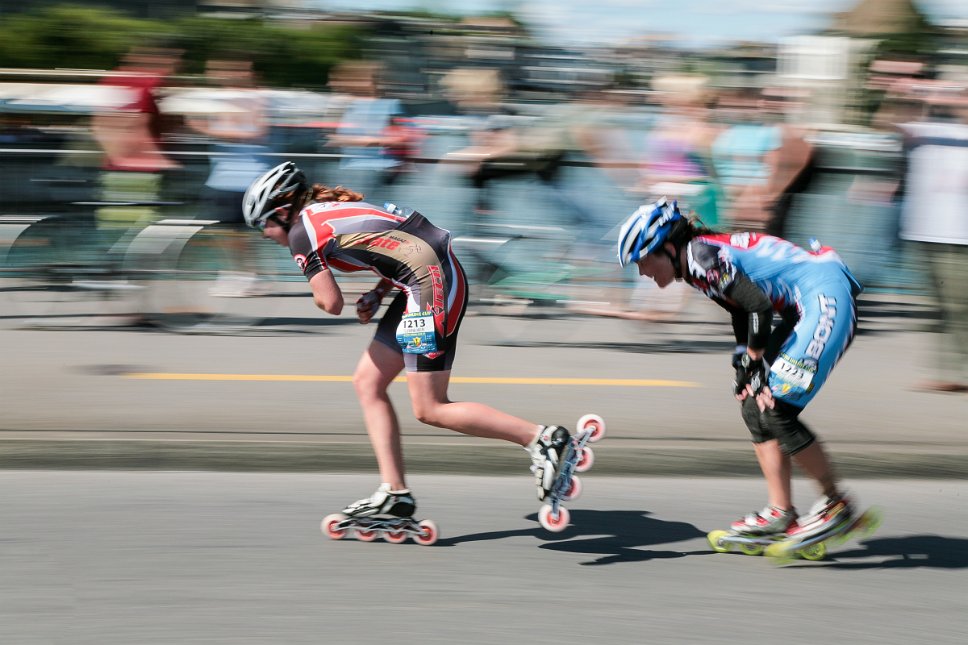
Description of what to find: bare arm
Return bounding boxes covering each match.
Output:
[761,127,812,207]
[308,269,344,315]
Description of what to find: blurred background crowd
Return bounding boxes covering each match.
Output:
[1,0,967,389]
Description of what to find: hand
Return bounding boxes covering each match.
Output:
[733,353,774,411]
[356,291,381,324]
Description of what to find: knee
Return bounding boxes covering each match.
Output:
[352,368,386,402]
[411,400,445,427]
[741,396,773,443]
[762,401,815,455]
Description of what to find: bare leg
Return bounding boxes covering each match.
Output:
[752,440,793,510]
[792,441,839,498]
[352,341,406,490]
[406,370,540,446]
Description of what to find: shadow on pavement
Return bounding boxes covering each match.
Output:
[438,509,706,566]
[783,535,968,570]
[493,338,737,353]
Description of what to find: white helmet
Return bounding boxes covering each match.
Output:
[242,161,307,230]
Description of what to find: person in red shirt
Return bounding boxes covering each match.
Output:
[93,45,181,173]
[90,45,182,257]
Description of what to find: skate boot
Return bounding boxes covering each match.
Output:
[526,425,571,501]
[730,505,799,537]
[708,506,798,556]
[786,493,854,542]
[341,483,417,519]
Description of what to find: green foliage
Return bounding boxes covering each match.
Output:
[252,23,368,89]
[0,4,370,88]
[0,5,156,70]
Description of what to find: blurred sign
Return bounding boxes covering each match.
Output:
[0,83,134,114]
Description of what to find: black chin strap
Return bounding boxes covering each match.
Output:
[657,244,683,280]
[282,190,308,232]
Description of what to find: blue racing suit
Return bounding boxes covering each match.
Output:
[683,232,862,408]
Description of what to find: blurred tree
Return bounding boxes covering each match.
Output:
[0,5,157,70]
[832,0,939,58]
[0,4,370,89]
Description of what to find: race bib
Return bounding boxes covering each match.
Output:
[396,311,437,355]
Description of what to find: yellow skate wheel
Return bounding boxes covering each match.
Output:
[739,542,765,556]
[764,542,795,564]
[828,527,852,546]
[860,508,883,537]
[798,542,827,561]
[707,530,733,553]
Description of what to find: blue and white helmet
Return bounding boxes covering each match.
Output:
[616,198,684,267]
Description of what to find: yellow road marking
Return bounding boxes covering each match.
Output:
[123,373,699,387]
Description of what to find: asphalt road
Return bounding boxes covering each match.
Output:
[2,472,966,645]
[1,292,965,476]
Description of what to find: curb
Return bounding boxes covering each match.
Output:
[1,440,966,478]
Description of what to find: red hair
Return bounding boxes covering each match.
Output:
[309,184,364,203]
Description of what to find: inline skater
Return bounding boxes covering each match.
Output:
[617,198,863,543]
[242,162,573,523]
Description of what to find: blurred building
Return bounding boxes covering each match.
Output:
[777,0,938,125]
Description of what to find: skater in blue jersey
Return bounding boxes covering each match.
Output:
[617,198,863,543]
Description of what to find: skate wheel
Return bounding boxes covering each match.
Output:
[384,529,408,544]
[574,446,594,473]
[707,530,733,553]
[860,508,883,538]
[321,514,348,540]
[739,542,765,556]
[764,542,796,564]
[577,414,605,443]
[413,520,439,546]
[538,504,570,532]
[828,529,852,546]
[562,475,582,502]
[798,542,827,561]
[355,527,378,542]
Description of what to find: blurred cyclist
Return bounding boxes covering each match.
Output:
[617,198,863,543]
[242,162,575,520]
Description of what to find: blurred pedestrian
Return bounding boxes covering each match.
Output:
[241,162,581,520]
[639,74,723,227]
[441,67,527,217]
[711,88,814,237]
[627,74,724,320]
[326,61,413,200]
[617,198,863,544]
[899,96,968,393]
[187,56,271,297]
[91,43,182,253]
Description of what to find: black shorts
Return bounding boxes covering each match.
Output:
[373,271,467,373]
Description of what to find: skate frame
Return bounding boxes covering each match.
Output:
[546,431,593,521]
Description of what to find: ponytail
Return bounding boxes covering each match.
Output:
[668,215,717,248]
[309,183,364,203]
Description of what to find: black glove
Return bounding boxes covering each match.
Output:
[731,349,746,371]
[733,352,770,396]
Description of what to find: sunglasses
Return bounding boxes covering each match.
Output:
[258,204,291,231]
